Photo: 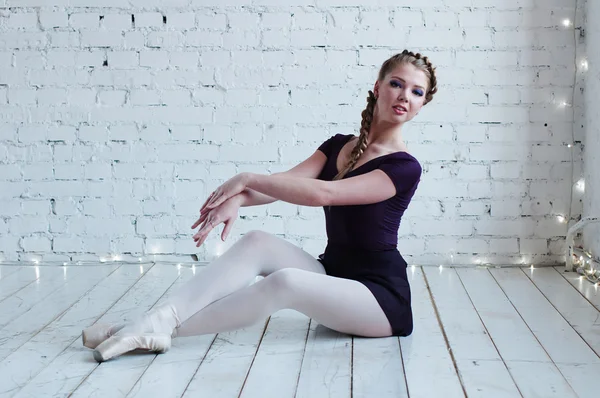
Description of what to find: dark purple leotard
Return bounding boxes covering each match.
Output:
[315,133,422,336]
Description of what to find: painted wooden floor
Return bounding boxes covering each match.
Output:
[0,263,598,398]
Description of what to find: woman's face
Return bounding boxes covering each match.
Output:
[373,63,429,125]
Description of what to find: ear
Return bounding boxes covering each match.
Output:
[373,81,379,98]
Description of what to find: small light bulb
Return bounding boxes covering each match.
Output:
[576,179,585,192]
[567,144,573,148]
[563,19,571,27]
[581,59,588,71]
[439,265,443,270]
[556,215,566,223]
[530,264,534,270]
[138,258,142,262]
[177,264,181,270]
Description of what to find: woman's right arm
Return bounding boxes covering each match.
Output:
[237,149,328,207]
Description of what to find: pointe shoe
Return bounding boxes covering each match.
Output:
[92,333,171,363]
[82,323,125,349]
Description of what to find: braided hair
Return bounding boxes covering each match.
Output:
[333,50,438,181]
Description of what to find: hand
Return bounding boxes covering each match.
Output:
[201,173,250,212]
[191,195,243,247]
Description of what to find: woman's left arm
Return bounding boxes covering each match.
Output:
[245,173,327,207]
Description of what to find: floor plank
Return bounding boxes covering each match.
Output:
[401,266,464,398]
[14,264,181,398]
[0,265,25,280]
[0,265,119,363]
[490,268,600,365]
[456,268,577,397]
[0,264,138,396]
[0,267,35,302]
[524,268,600,357]
[557,266,600,311]
[295,320,352,398]
[0,266,73,329]
[3,264,599,397]
[423,267,522,397]
[239,309,310,398]
[181,322,266,398]
[353,335,407,398]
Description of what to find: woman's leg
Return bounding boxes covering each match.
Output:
[92,238,392,361]
[117,230,326,336]
[175,268,393,338]
[170,230,326,322]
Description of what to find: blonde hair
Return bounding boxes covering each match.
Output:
[333,50,438,181]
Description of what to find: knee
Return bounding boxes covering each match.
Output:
[261,268,302,306]
[240,230,273,245]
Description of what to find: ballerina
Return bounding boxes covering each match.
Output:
[82,50,438,362]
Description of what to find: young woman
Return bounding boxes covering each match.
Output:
[83,50,438,362]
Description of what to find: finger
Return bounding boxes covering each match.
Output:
[195,217,217,246]
[200,192,215,212]
[192,214,210,237]
[221,219,234,241]
[195,216,212,239]
[208,194,228,209]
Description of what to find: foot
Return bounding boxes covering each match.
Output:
[82,323,125,349]
[93,333,171,362]
[90,303,181,362]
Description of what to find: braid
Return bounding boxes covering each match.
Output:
[333,90,377,181]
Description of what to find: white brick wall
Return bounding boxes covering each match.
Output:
[0,0,584,266]
[583,0,600,258]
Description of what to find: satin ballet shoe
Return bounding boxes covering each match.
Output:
[81,323,125,349]
[92,333,171,363]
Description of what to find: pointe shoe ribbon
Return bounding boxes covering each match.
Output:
[93,333,171,363]
[82,323,124,349]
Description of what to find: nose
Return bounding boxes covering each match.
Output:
[397,88,409,102]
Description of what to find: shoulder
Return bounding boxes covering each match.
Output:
[317,133,354,157]
[377,153,422,194]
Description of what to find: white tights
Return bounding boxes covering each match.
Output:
[166,230,392,338]
[116,230,392,339]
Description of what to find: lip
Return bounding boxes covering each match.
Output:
[392,105,407,115]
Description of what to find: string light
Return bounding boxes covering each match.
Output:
[580,59,588,71]
[563,18,572,27]
[573,250,600,285]
[559,100,571,108]
[576,179,585,192]
[556,215,567,224]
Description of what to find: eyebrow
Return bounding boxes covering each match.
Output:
[391,76,425,91]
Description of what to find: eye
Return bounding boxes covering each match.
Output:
[391,80,424,96]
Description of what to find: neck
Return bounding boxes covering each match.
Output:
[366,117,405,150]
